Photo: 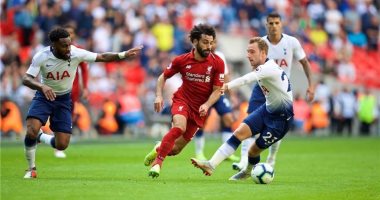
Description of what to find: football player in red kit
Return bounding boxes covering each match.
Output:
[144,24,225,178]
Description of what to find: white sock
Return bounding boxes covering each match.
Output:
[194,136,205,155]
[240,137,255,165]
[39,133,55,147]
[267,140,282,162]
[246,163,254,172]
[209,142,236,169]
[221,132,232,143]
[25,145,36,169]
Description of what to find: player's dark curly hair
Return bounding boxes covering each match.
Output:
[267,12,282,21]
[48,27,70,43]
[189,24,216,43]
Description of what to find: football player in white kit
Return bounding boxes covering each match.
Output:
[22,27,143,178]
[190,37,294,179]
[232,12,315,171]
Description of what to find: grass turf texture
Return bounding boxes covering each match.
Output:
[1,136,380,200]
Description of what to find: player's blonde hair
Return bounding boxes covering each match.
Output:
[249,37,268,55]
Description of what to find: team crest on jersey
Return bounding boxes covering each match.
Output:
[179,106,183,111]
[186,65,191,69]
[255,66,261,72]
[206,66,212,74]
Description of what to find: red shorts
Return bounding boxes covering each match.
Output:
[171,99,206,141]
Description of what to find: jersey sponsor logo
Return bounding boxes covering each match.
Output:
[46,70,71,80]
[205,76,210,82]
[274,59,288,68]
[185,65,191,69]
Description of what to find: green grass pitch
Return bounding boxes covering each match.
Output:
[1,136,380,200]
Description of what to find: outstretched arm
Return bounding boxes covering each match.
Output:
[226,71,258,90]
[95,46,143,62]
[299,57,314,102]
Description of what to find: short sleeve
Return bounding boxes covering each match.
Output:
[72,46,97,62]
[212,58,225,86]
[163,56,180,79]
[292,38,306,61]
[26,53,43,77]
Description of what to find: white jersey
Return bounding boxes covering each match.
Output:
[228,59,293,113]
[262,34,306,77]
[215,51,229,75]
[26,45,97,95]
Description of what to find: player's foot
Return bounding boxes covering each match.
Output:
[54,150,67,158]
[226,154,240,162]
[190,158,214,176]
[232,162,247,171]
[266,158,276,168]
[229,169,251,181]
[195,152,207,160]
[148,164,160,178]
[24,167,37,179]
[144,142,161,166]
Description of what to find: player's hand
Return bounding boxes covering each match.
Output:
[199,104,209,117]
[154,96,164,113]
[124,45,144,59]
[220,84,228,95]
[306,87,315,102]
[41,85,56,101]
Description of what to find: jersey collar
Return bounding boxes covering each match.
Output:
[266,34,284,43]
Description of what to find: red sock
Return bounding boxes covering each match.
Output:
[154,127,183,167]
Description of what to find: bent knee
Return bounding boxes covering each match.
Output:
[168,148,181,156]
[55,144,69,151]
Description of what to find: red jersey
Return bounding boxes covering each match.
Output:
[164,50,225,113]
[71,43,89,103]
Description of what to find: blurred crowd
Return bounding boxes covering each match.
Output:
[1,0,380,138]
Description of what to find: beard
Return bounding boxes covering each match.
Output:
[196,44,210,58]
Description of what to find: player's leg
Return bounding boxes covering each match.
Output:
[23,92,53,179]
[24,118,43,178]
[232,137,255,171]
[191,106,265,176]
[220,112,240,162]
[194,129,207,160]
[234,84,265,170]
[148,114,186,178]
[169,121,198,156]
[39,95,73,151]
[215,96,239,162]
[229,140,263,181]
[244,111,291,177]
[191,123,252,176]
[266,140,282,167]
